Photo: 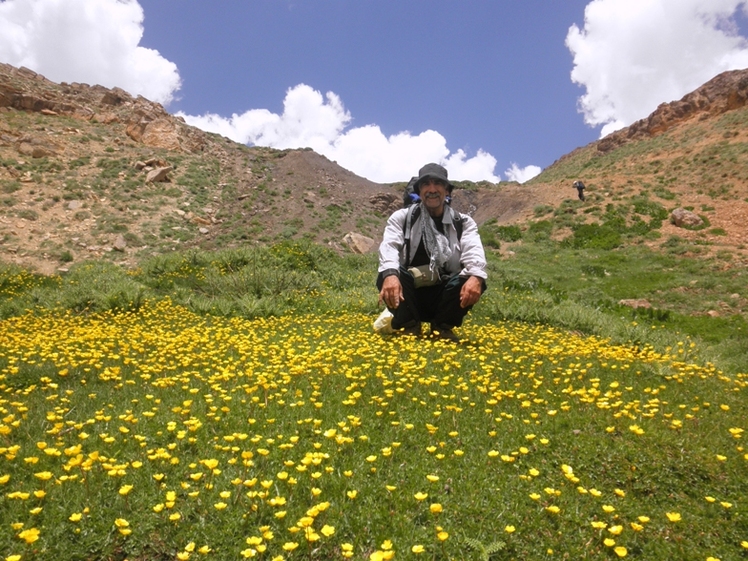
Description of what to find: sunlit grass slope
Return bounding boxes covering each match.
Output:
[0,299,746,560]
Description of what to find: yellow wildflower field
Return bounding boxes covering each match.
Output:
[0,299,745,560]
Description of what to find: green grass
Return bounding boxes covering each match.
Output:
[0,241,746,560]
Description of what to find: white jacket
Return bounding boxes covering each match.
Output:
[378,205,488,280]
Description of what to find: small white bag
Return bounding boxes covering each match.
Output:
[373,309,394,334]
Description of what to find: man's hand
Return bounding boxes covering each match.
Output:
[460,276,483,308]
[379,275,404,309]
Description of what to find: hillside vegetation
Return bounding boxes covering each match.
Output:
[0,64,747,560]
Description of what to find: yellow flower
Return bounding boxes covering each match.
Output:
[602,505,616,513]
[608,525,623,535]
[666,512,681,522]
[429,503,443,514]
[614,546,628,557]
[545,505,560,514]
[214,502,227,510]
[0,474,10,484]
[411,545,425,553]
[426,474,439,482]
[119,485,133,496]
[414,492,428,501]
[505,525,516,533]
[346,490,358,499]
[603,538,616,547]
[282,542,298,551]
[436,530,449,541]
[321,525,335,537]
[69,512,82,522]
[591,521,607,529]
[34,471,53,481]
[6,555,23,561]
[17,528,40,544]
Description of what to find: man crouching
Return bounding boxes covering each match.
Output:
[376,163,487,341]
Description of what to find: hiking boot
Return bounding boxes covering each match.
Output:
[400,322,422,337]
[431,324,459,342]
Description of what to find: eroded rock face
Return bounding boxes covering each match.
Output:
[0,62,206,154]
[597,68,748,153]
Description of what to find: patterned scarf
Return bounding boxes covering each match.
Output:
[419,203,453,276]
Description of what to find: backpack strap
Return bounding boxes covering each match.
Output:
[450,207,464,241]
[403,204,420,264]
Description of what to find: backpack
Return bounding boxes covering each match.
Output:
[402,176,420,207]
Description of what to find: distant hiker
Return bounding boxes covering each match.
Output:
[376,163,487,342]
[573,180,586,201]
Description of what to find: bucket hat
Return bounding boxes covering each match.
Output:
[414,163,454,194]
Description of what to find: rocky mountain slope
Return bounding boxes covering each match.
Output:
[522,69,748,265]
[1,62,748,274]
[0,63,399,273]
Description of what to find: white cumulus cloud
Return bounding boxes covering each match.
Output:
[567,0,748,136]
[0,0,181,104]
[504,163,542,184]
[0,1,511,184]
[180,84,503,184]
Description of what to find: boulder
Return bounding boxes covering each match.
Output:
[343,232,377,254]
[113,234,127,252]
[671,208,703,228]
[146,166,173,183]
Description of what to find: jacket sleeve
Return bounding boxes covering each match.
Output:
[457,215,488,280]
[378,209,407,273]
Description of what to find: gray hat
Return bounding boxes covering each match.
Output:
[414,163,454,194]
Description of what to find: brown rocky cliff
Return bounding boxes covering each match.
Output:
[597,68,748,152]
[0,63,206,153]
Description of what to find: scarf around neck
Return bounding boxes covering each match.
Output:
[419,203,453,275]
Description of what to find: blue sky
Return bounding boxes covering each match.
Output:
[2,0,748,183]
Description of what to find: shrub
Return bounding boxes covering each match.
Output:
[567,223,622,250]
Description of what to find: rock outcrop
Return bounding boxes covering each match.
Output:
[597,68,748,153]
[0,63,206,153]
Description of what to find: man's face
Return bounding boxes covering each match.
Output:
[419,178,448,215]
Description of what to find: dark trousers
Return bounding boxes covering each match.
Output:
[377,266,486,330]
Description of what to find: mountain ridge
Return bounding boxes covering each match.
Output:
[1,62,747,273]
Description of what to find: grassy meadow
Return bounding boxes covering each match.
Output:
[0,241,746,561]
